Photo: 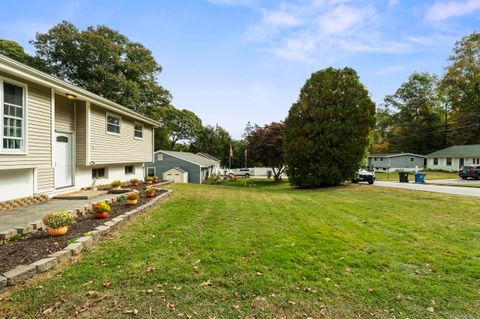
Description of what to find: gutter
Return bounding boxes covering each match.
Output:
[0,54,160,127]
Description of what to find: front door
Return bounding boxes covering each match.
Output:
[459,158,464,169]
[55,132,73,188]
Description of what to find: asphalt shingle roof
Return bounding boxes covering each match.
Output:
[427,145,480,157]
[159,150,219,167]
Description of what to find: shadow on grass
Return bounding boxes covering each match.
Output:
[218,178,352,193]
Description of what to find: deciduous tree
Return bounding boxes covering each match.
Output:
[284,67,375,188]
[159,107,203,150]
[190,124,232,166]
[246,122,285,181]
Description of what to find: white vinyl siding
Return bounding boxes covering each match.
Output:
[55,95,74,132]
[90,105,153,165]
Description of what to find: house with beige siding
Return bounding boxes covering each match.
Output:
[0,54,158,202]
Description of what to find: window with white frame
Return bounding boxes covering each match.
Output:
[2,81,25,151]
[147,167,155,177]
[92,168,106,179]
[134,122,143,139]
[106,114,120,134]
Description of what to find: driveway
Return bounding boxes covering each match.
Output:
[426,178,480,185]
[373,181,480,197]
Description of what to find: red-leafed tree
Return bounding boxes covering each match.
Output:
[246,122,285,181]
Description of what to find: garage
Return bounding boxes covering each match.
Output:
[0,169,34,202]
[163,167,188,183]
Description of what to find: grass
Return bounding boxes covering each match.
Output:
[375,170,458,181]
[1,181,479,318]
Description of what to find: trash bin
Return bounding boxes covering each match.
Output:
[414,173,426,183]
[398,171,409,183]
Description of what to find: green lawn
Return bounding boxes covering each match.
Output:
[375,170,458,181]
[1,181,479,318]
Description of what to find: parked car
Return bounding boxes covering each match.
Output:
[352,169,375,184]
[459,165,480,179]
[229,168,253,178]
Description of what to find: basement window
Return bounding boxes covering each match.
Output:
[92,168,106,179]
[125,165,135,175]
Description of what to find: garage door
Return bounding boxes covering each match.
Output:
[0,169,34,202]
[165,173,182,183]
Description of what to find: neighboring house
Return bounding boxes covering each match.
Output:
[368,153,426,172]
[146,150,220,184]
[0,54,158,202]
[427,145,480,171]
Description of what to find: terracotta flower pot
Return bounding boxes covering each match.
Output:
[146,192,155,198]
[131,183,138,187]
[48,226,68,237]
[94,211,109,219]
[127,199,138,205]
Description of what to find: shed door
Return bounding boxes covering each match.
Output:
[55,133,73,188]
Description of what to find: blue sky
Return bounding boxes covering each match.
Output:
[0,0,479,138]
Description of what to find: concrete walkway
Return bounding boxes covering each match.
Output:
[374,181,480,197]
[0,194,115,233]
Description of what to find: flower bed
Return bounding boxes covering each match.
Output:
[0,190,167,274]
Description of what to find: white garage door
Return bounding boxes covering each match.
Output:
[0,169,34,202]
[165,173,182,183]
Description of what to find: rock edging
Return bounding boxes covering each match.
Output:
[0,189,173,290]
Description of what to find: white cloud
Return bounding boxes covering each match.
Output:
[318,5,375,35]
[388,0,399,7]
[263,10,301,27]
[425,0,480,21]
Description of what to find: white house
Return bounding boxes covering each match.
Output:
[0,54,159,202]
[427,145,480,171]
[368,153,426,172]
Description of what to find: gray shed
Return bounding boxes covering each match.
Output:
[368,153,426,172]
[145,150,220,184]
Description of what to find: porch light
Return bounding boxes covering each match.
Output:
[66,93,77,100]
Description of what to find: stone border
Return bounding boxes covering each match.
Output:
[0,194,49,213]
[0,188,173,290]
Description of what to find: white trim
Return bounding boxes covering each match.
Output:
[133,121,144,140]
[86,101,91,165]
[51,88,55,168]
[154,150,209,167]
[0,55,159,127]
[151,128,155,163]
[368,153,426,159]
[146,166,156,177]
[0,76,28,155]
[105,112,121,136]
[33,167,38,194]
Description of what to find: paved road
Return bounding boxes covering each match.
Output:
[374,181,480,197]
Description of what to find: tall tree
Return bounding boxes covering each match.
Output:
[440,32,480,145]
[0,39,47,71]
[246,122,285,181]
[31,21,171,118]
[384,72,445,154]
[371,105,393,153]
[159,107,203,150]
[284,67,375,188]
[190,124,232,166]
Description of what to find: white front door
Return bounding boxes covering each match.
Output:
[55,132,73,188]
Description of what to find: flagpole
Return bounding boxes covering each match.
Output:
[229,144,232,172]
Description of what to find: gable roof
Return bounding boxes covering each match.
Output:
[165,167,188,173]
[368,153,426,158]
[196,152,221,163]
[0,54,159,126]
[427,145,480,157]
[157,150,219,167]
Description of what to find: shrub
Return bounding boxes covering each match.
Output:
[284,67,375,188]
[130,178,139,184]
[117,194,127,201]
[145,176,154,182]
[92,201,111,213]
[127,192,140,200]
[152,176,159,182]
[203,173,223,185]
[43,211,75,228]
[145,187,155,194]
[111,180,122,188]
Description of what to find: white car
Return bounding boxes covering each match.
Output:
[229,168,253,178]
[352,169,375,184]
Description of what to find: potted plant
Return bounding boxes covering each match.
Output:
[42,211,75,237]
[111,180,122,190]
[126,192,140,205]
[152,176,159,184]
[145,187,156,198]
[145,176,154,184]
[130,178,140,187]
[92,201,112,219]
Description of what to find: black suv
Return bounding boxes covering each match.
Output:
[459,165,480,179]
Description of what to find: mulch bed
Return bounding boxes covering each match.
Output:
[0,190,167,274]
